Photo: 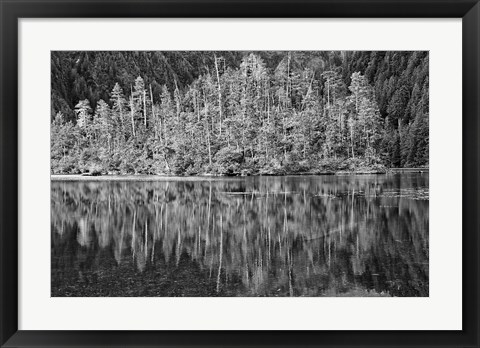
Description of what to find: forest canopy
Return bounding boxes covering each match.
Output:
[51,51,429,175]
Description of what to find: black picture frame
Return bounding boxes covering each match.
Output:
[1,0,479,347]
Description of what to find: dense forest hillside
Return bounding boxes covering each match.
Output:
[51,51,429,175]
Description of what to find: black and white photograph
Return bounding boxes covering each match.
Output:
[51,51,429,297]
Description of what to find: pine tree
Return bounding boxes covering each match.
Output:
[110,83,128,140]
[133,76,147,128]
[75,99,91,129]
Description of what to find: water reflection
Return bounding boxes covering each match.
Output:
[51,174,429,297]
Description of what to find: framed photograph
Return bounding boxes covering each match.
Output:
[1,0,479,347]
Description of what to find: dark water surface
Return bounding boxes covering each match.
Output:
[51,174,429,297]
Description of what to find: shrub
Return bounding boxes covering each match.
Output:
[214,146,243,175]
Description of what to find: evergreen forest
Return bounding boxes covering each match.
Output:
[51,51,429,175]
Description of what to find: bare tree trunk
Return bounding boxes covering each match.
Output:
[163,153,170,172]
[266,83,270,123]
[350,121,355,159]
[286,52,291,107]
[196,91,200,122]
[302,72,316,111]
[303,138,307,159]
[214,54,223,136]
[265,141,269,163]
[206,125,213,166]
[174,80,180,122]
[242,85,246,158]
[163,110,167,148]
[129,94,136,138]
[283,114,287,162]
[143,89,147,128]
[204,94,213,166]
[150,84,159,144]
[327,79,330,114]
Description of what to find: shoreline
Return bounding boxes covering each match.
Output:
[51,175,246,182]
[50,169,428,181]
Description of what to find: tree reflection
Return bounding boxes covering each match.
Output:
[51,175,429,297]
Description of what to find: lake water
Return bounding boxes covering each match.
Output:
[51,174,429,297]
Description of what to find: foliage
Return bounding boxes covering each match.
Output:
[51,51,429,175]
